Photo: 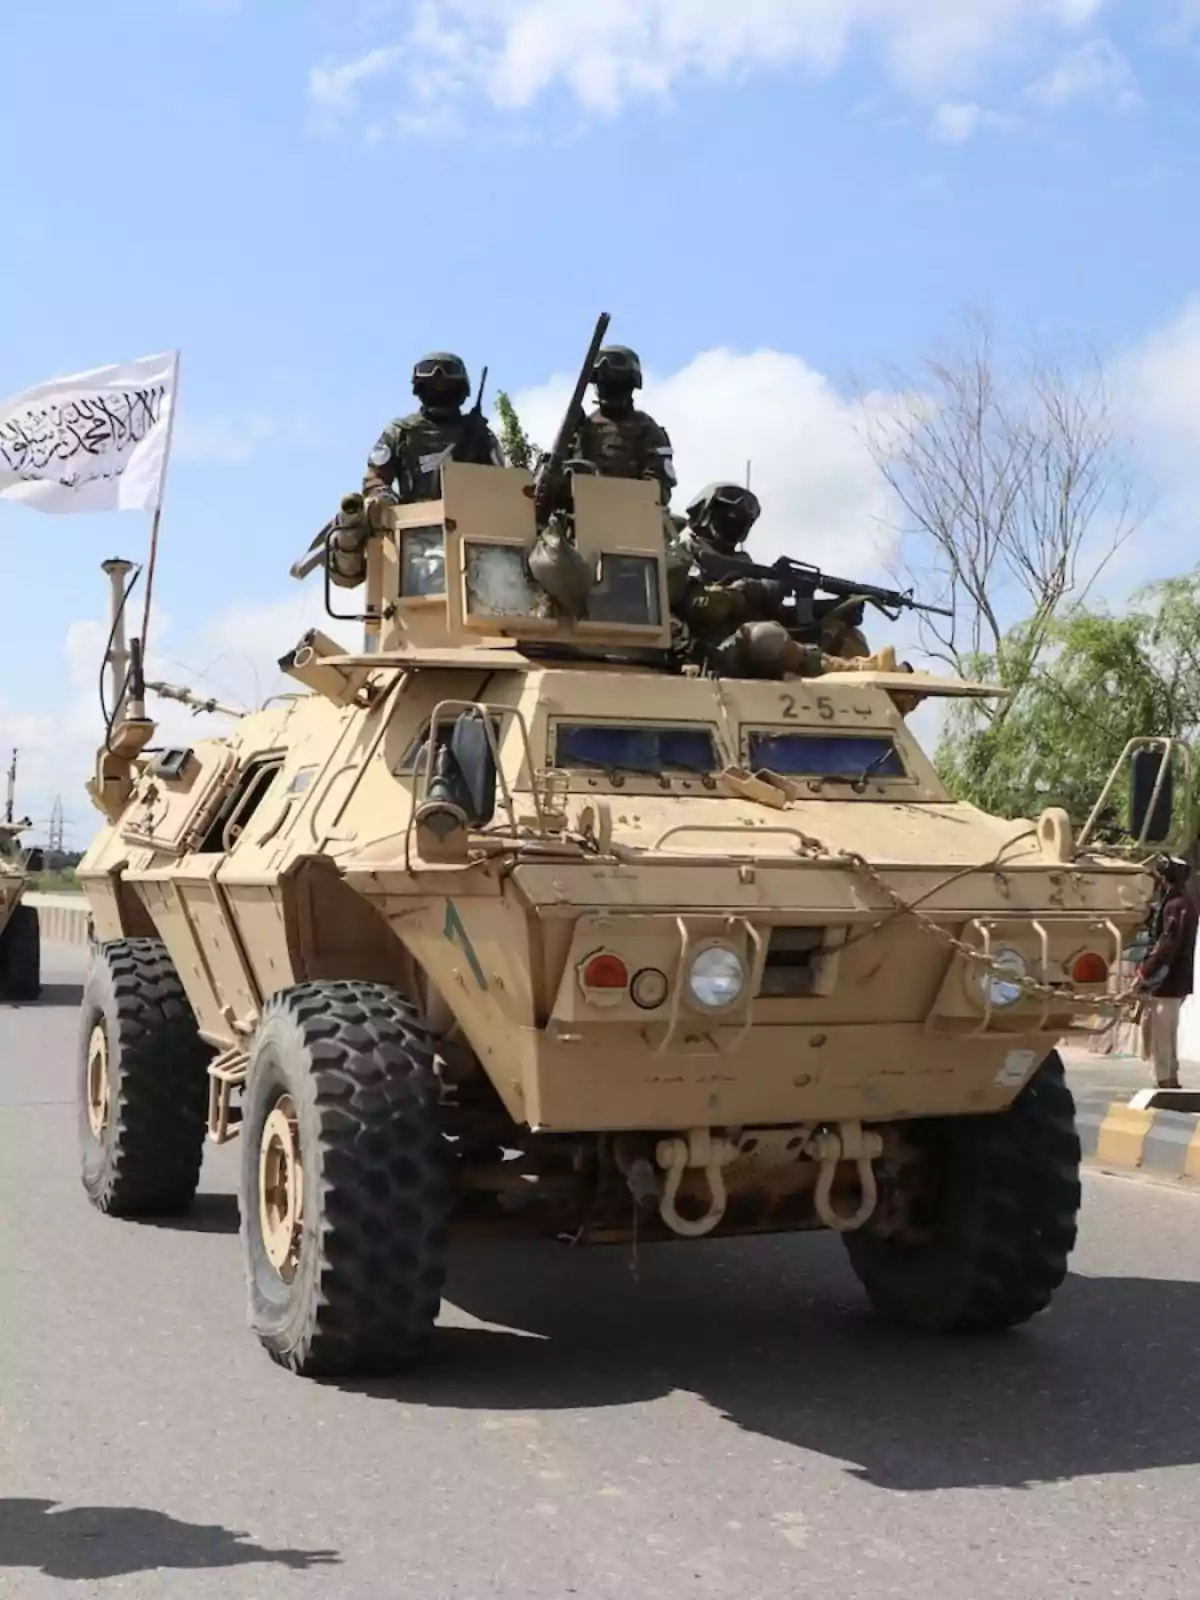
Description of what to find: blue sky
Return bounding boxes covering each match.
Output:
[3,0,1200,840]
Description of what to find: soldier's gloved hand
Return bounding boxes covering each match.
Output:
[685,587,746,631]
[734,578,788,614]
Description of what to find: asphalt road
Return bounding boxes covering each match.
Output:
[2,950,1198,1599]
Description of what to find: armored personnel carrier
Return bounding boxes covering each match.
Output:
[0,820,41,1002]
[76,328,1162,1378]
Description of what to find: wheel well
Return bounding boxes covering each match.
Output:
[290,859,421,1000]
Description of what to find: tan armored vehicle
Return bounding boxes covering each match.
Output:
[0,819,41,1002]
[76,335,1164,1379]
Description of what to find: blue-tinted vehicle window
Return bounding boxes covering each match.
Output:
[746,732,905,778]
[555,724,717,774]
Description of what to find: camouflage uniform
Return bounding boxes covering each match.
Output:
[569,408,676,504]
[666,483,884,679]
[333,352,502,589]
[668,484,772,643]
[568,345,676,505]
[363,409,503,506]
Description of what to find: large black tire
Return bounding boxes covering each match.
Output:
[0,903,41,1001]
[78,939,211,1216]
[844,1051,1081,1333]
[239,981,450,1378]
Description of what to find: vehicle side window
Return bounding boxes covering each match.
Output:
[195,756,285,852]
[395,717,502,775]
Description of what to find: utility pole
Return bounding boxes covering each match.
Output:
[4,749,15,825]
[49,796,65,856]
[745,459,753,492]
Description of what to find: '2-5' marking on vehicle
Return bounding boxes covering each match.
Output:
[444,900,489,991]
[780,693,835,721]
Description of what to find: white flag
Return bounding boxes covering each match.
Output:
[0,350,178,514]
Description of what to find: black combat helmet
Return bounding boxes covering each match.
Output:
[686,481,762,552]
[412,352,471,415]
[592,346,643,418]
[592,345,643,389]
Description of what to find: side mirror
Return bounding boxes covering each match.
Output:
[450,710,498,828]
[1130,746,1174,843]
[24,847,44,873]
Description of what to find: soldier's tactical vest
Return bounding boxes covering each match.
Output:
[372,412,497,502]
[392,413,474,501]
[574,411,657,479]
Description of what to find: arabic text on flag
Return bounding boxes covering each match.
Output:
[0,351,178,514]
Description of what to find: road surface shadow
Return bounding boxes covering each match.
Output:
[130,1192,240,1234]
[0,1498,338,1582]
[335,1233,1200,1493]
[0,983,81,1011]
[34,982,83,1008]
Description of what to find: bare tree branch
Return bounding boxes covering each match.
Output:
[861,313,1147,722]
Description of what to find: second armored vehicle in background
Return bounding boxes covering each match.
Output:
[0,820,41,1002]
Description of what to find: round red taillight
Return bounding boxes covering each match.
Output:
[582,952,629,990]
[1071,951,1109,984]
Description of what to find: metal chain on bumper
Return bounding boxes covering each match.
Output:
[784,827,1143,1019]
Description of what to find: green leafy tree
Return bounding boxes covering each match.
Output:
[937,572,1200,832]
[494,390,540,471]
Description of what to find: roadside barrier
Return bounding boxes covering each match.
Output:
[24,892,90,948]
[1078,1090,1200,1183]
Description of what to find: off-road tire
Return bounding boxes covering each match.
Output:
[844,1051,1081,1333]
[240,981,450,1378]
[78,939,210,1216]
[0,903,41,1001]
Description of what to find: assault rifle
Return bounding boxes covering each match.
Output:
[453,365,491,465]
[688,544,954,633]
[532,311,611,523]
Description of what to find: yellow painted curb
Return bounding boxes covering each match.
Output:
[1187,1123,1200,1182]
[1095,1105,1155,1169]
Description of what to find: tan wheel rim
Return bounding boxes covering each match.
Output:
[259,1094,304,1282]
[86,1023,109,1140]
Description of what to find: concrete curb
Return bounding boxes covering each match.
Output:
[1079,1097,1200,1183]
[23,893,90,948]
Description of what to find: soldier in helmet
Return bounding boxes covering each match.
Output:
[667,482,776,643]
[568,346,676,504]
[326,353,505,589]
[362,352,503,508]
[672,480,871,661]
[668,481,894,681]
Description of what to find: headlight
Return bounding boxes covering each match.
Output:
[979,946,1027,1009]
[688,945,746,1010]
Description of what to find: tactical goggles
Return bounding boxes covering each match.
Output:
[709,485,761,521]
[414,358,468,382]
[593,352,638,378]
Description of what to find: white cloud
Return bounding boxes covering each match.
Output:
[930,100,1016,141]
[10,586,328,847]
[311,0,1108,125]
[512,346,904,574]
[309,46,406,115]
[931,101,984,141]
[1027,37,1141,109]
[1116,298,1200,513]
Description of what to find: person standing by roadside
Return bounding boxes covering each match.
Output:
[1137,855,1197,1089]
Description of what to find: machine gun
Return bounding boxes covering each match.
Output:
[687,545,954,635]
[532,311,611,524]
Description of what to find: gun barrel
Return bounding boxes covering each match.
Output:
[534,311,612,514]
[691,546,953,619]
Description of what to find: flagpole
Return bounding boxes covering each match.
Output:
[139,348,181,663]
